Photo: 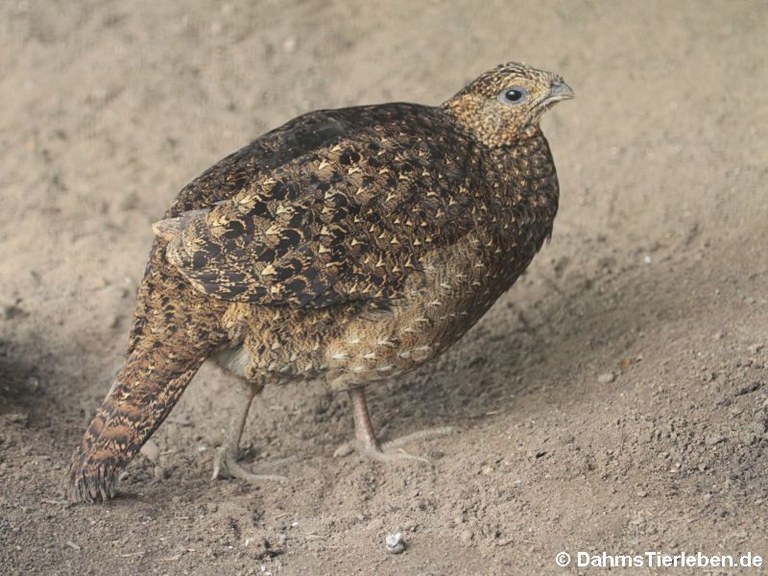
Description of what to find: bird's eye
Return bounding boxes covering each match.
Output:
[498,87,528,105]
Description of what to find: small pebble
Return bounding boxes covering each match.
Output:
[739,432,757,446]
[333,444,354,458]
[385,532,406,554]
[701,371,716,382]
[597,372,616,384]
[558,433,575,445]
[25,377,40,393]
[140,439,160,463]
[152,464,165,480]
[460,529,474,545]
[283,36,297,54]
[705,434,725,446]
[4,413,28,425]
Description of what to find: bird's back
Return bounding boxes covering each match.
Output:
[168,103,471,217]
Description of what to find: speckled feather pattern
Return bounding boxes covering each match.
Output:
[165,105,487,307]
[68,62,570,502]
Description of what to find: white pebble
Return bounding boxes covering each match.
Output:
[597,372,616,384]
[385,532,406,554]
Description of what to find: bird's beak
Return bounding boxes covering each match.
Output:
[545,79,574,104]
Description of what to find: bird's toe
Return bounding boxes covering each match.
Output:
[211,446,292,483]
[336,425,458,464]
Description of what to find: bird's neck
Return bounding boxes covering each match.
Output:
[482,127,560,269]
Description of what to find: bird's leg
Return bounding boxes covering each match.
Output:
[342,387,455,463]
[212,384,289,482]
[349,386,382,452]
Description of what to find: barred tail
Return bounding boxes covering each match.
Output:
[68,236,230,503]
[67,341,211,502]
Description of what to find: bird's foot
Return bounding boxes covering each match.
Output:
[334,426,457,463]
[211,446,292,483]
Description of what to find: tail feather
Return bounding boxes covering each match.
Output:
[68,238,230,503]
[67,347,207,503]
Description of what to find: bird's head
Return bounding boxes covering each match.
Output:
[444,62,573,147]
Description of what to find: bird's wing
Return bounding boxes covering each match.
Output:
[166,111,356,216]
[158,105,484,308]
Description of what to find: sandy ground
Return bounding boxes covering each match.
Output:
[1,1,767,574]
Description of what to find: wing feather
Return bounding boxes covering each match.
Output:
[160,104,484,307]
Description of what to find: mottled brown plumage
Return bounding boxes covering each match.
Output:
[68,62,572,503]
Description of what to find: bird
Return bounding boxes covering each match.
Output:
[67,62,573,503]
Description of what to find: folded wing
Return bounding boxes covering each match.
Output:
[158,105,482,308]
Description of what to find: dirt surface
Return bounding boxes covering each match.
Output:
[1,1,767,574]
